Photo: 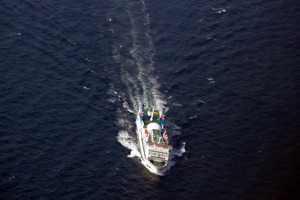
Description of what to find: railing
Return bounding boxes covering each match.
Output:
[147,142,170,148]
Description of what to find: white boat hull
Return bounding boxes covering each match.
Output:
[136,129,164,175]
[136,113,169,176]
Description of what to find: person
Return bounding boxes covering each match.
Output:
[148,108,152,116]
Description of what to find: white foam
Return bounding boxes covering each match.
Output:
[170,150,182,157]
[148,76,166,110]
[9,32,21,36]
[83,86,90,90]
[116,130,141,158]
[123,101,134,114]
[159,160,176,175]
[180,141,186,153]
[207,77,215,84]
[107,98,116,103]
[116,117,130,129]
[107,87,118,96]
[213,8,227,14]
[189,115,197,119]
[107,86,135,113]
[206,34,214,40]
[171,141,186,156]
[87,67,97,75]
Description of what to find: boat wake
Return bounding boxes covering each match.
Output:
[117,130,141,158]
[106,0,185,175]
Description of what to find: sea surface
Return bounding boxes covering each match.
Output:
[1,0,299,199]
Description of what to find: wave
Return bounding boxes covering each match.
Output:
[116,130,141,158]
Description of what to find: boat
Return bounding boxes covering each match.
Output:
[136,104,172,175]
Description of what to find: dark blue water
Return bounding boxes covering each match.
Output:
[1,0,299,199]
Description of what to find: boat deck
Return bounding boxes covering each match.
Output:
[142,109,168,145]
[143,109,160,125]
